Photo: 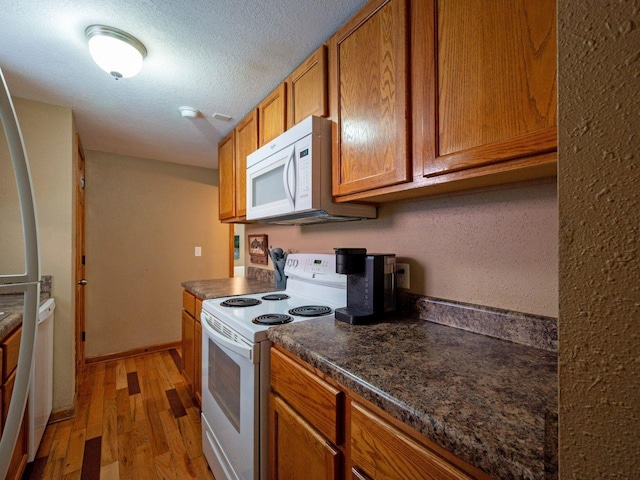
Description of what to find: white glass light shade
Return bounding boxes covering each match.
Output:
[86,25,147,79]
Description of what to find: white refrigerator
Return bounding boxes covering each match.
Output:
[0,66,41,478]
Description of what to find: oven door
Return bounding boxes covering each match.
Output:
[201,312,260,480]
[246,144,295,220]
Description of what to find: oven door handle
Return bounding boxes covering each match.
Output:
[203,319,258,363]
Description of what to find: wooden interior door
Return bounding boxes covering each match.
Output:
[74,134,86,384]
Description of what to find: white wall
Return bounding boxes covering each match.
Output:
[13,98,75,411]
[85,151,230,357]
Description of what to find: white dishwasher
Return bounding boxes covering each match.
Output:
[28,298,55,461]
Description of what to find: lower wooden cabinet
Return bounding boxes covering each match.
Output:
[0,325,28,480]
[270,345,491,480]
[6,413,28,480]
[271,394,341,480]
[181,290,202,405]
[194,317,202,406]
[181,310,195,391]
[350,401,475,480]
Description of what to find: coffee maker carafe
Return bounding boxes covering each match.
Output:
[334,248,396,325]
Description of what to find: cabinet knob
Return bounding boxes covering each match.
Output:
[78,279,87,286]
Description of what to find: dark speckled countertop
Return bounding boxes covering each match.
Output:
[268,315,558,480]
[0,276,52,338]
[181,277,276,299]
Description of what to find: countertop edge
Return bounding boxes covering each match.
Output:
[0,292,52,339]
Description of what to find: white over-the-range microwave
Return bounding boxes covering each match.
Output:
[246,115,376,225]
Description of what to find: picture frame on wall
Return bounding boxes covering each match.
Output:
[248,234,268,265]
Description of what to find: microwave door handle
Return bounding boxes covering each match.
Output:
[283,147,295,209]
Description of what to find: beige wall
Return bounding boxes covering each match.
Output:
[558,1,639,477]
[6,99,75,411]
[247,180,558,317]
[85,151,229,357]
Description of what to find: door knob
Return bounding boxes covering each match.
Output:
[78,279,87,285]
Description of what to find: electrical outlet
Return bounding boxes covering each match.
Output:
[195,246,202,257]
[396,263,410,289]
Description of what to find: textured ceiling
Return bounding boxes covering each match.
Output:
[0,0,367,169]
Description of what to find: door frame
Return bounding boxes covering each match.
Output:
[74,134,86,387]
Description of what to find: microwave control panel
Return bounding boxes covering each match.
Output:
[295,135,312,210]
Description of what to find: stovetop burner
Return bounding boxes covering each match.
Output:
[252,314,293,325]
[261,293,290,301]
[220,298,262,308]
[288,305,333,317]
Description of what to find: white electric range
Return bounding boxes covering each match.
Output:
[200,253,345,480]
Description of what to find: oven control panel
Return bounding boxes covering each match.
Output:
[284,253,345,286]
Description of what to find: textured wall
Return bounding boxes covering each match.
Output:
[558,1,640,477]
[12,98,75,411]
[247,180,559,317]
[85,151,230,357]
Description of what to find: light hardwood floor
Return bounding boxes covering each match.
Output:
[24,349,215,479]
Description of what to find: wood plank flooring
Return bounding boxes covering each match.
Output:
[24,350,215,480]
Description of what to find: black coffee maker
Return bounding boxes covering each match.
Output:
[334,248,396,325]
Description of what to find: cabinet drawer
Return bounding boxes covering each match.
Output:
[2,326,21,382]
[350,401,475,480]
[182,290,196,317]
[271,348,343,445]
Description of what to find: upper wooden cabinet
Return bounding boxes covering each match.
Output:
[259,83,287,146]
[329,0,411,197]
[333,0,557,203]
[218,109,258,222]
[286,45,328,129]
[424,0,557,178]
[234,110,258,219]
[218,130,236,221]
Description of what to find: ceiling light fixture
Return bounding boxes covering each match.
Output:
[85,25,147,79]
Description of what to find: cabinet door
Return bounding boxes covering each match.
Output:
[5,410,27,480]
[330,0,410,197]
[287,45,328,128]
[218,130,236,220]
[259,83,287,146]
[270,394,341,480]
[424,0,557,177]
[350,402,475,480]
[181,311,195,391]
[234,109,258,219]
